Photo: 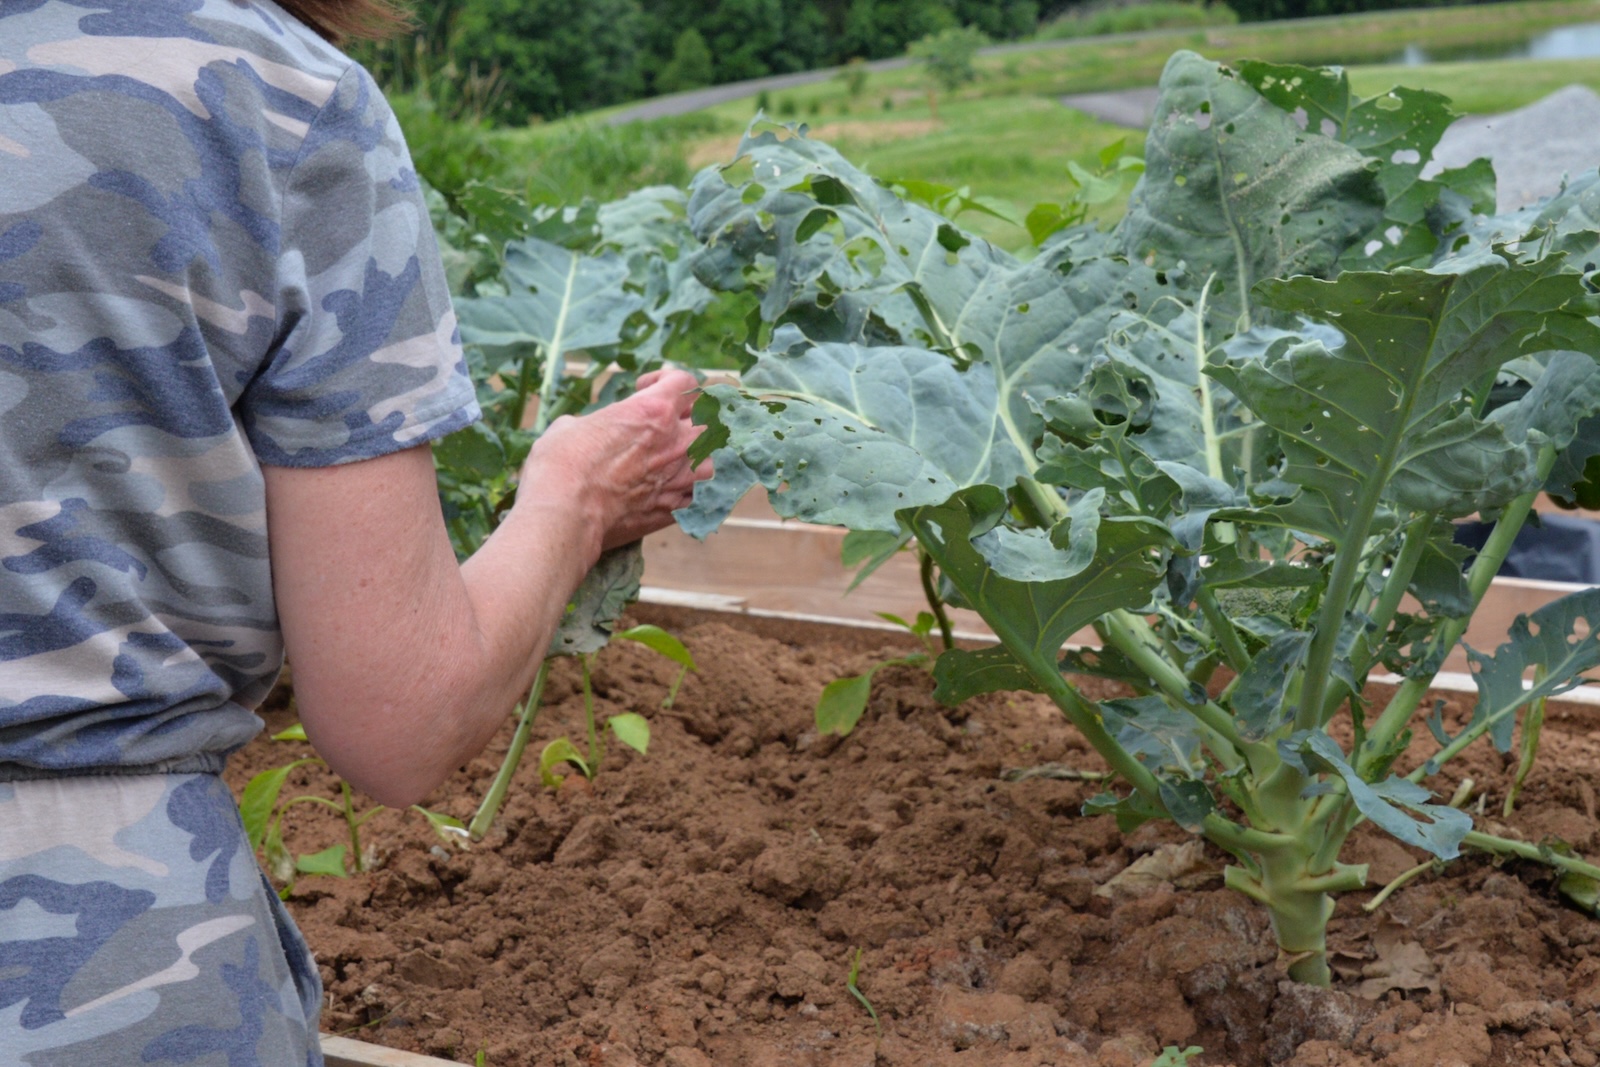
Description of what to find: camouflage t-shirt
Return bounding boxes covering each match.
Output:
[0,0,480,778]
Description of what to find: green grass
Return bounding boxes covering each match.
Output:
[1037,0,1239,41]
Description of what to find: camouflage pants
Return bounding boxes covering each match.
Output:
[0,774,324,1066]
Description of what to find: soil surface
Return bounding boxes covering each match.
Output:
[225,606,1600,1067]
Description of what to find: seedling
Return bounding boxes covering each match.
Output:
[846,948,882,1038]
[683,57,1600,983]
[239,725,466,896]
[1151,1048,1204,1067]
[817,537,956,737]
[537,626,695,785]
[436,184,711,839]
[537,654,650,787]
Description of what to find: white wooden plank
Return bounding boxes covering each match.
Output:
[320,1035,460,1067]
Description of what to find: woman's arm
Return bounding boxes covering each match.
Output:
[262,369,704,807]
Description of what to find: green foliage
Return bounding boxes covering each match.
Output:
[1150,1048,1205,1067]
[452,0,647,122]
[423,180,711,836]
[367,0,1037,128]
[537,639,692,787]
[680,53,1600,982]
[1024,136,1144,245]
[1038,1,1236,41]
[239,727,466,896]
[656,28,715,93]
[840,58,871,98]
[516,117,721,209]
[909,25,988,94]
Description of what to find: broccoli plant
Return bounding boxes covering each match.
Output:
[434,183,714,838]
[681,52,1600,984]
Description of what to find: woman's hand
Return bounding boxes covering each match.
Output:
[519,367,708,563]
[264,365,709,807]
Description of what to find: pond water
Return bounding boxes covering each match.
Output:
[1395,20,1600,64]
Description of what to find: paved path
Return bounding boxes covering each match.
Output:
[1058,87,1162,129]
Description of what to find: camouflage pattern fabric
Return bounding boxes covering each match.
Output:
[0,0,478,780]
[2,0,482,1059]
[0,773,323,1066]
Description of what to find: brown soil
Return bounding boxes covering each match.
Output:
[225,606,1600,1067]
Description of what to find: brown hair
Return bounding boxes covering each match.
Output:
[272,0,413,44]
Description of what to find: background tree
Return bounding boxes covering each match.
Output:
[909,24,986,117]
[655,28,715,92]
[452,0,646,122]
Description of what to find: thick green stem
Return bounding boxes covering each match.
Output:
[1228,849,1366,986]
[507,353,538,434]
[1019,476,1068,524]
[919,547,955,652]
[1035,669,1163,803]
[468,662,551,841]
[1193,274,1229,494]
[533,344,566,435]
[1361,448,1555,774]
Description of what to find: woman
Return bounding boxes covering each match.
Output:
[0,1,704,1062]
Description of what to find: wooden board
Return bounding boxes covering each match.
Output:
[320,1035,459,1067]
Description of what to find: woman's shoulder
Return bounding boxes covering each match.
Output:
[0,0,361,132]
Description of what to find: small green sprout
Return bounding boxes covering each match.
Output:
[846,947,881,1037]
[239,724,466,896]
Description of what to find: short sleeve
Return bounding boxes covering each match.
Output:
[242,63,479,467]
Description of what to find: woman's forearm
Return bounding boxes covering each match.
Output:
[264,369,704,807]
[264,446,599,806]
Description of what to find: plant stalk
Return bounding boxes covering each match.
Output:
[1463,829,1600,883]
[1101,610,1250,772]
[581,654,600,768]
[1195,585,1250,674]
[1317,514,1435,725]
[919,547,956,652]
[1504,677,1546,817]
[340,780,363,872]
[1361,447,1556,774]
[468,661,551,840]
[1297,472,1389,732]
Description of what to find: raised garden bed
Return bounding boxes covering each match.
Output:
[227,603,1600,1067]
